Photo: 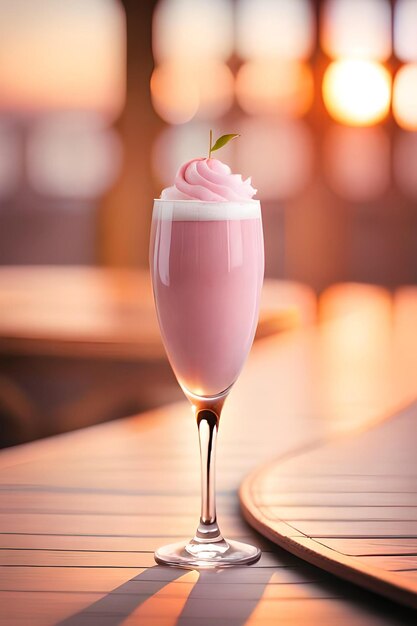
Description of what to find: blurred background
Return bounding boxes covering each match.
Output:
[0,0,416,447]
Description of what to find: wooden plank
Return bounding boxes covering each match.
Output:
[240,403,417,610]
[0,533,275,553]
[254,492,417,507]
[0,550,289,569]
[286,520,417,538]
[0,567,144,592]
[313,538,417,556]
[355,556,417,571]
[0,513,250,537]
[261,506,417,522]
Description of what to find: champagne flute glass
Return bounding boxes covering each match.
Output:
[150,199,264,567]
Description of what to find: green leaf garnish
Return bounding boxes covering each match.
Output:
[208,131,240,158]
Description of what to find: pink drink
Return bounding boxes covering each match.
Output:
[150,200,264,397]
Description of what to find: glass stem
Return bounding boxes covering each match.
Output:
[193,408,224,544]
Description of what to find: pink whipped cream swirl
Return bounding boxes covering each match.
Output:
[160,158,257,202]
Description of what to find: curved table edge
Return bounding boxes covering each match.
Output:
[240,457,417,611]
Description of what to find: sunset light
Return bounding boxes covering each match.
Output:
[322,59,391,126]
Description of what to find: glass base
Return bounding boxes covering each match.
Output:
[154,538,261,569]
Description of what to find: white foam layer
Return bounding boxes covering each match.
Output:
[153,199,261,221]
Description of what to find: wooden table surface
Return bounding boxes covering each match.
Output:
[1,283,417,625]
[241,401,417,609]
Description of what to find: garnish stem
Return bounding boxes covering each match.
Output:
[209,129,213,159]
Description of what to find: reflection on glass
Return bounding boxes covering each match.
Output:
[392,64,417,131]
[236,118,313,200]
[236,60,314,117]
[322,59,391,126]
[150,199,264,567]
[236,0,314,60]
[394,0,417,62]
[322,0,391,60]
[324,125,390,201]
[153,0,233,63]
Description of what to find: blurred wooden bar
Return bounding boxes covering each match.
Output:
[0,266,315,358]
[0,266,315,446]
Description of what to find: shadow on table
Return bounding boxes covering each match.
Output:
[54,560,417,626]
[55,564,274,626]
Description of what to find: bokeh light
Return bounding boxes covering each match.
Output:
[194,62,234,120]
[152,122,211,186]
[236,0,314,61]
[394,131,417,199]
[0,0,125,118]
[236,60,314,117]
[235,118,313,201]
[394,0,417,62]
[27,113,122,198]
[151,61,233,124]
[324,125,390,201]
[322,0,391,61]
[153,0,233,63]
[150,62,199,124]
[322,59,391,126]
[392,64,417,131]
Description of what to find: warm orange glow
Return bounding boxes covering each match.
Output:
[393,64,417,131]
[151,63,199,124]
[236,60,314,117]
[244,572,287,623]
[324,126,390,201]
[319,284,393,428]
[120,570,199,626]
[151,61,233,124]
[0,0,125,117]
[236,0,315,61]
[322,0,391,61]
[322,59,391,126]
[195,62,234,119]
